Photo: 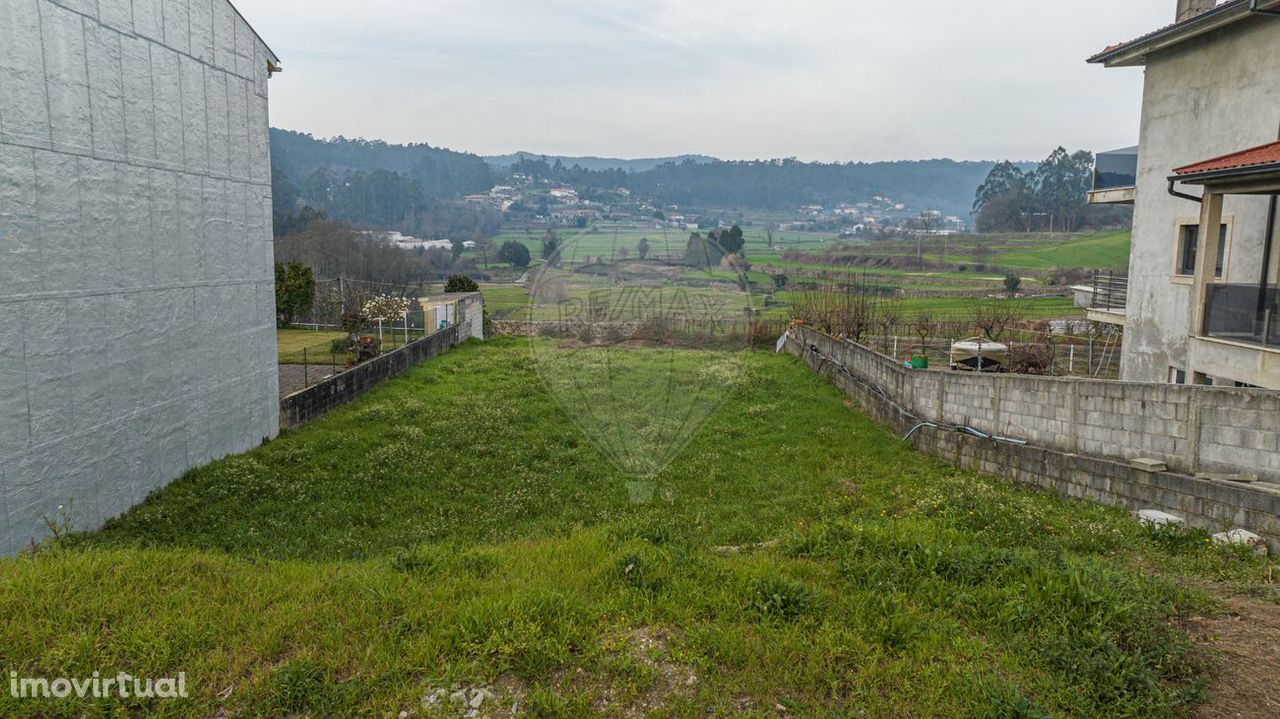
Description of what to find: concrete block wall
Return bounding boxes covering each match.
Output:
[787,326,1280,550]
[0,0,280,552]
[792,327,1280,483]
[280,324,466,430]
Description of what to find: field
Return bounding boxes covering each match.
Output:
[473,226,1131,337]
[989,231,1132,271]
[490,225,839,266]
[2,339,1274,717]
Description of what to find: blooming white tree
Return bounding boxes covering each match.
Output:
[362,295,413,321]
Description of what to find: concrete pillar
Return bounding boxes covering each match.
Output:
[1189,191,1224,341]
[1177,0,1216,22]
[1188,388,1203,475]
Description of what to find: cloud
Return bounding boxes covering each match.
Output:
[236,0,1172,161]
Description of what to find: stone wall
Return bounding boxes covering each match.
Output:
[787,326,1280,549]
[0,0,281,552]
[280,324,464,430]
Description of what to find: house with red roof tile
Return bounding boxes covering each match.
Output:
[1088,0,1280,388]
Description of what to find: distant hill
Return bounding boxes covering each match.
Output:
[505,156,1024,217]
[271,127,1033,222]
[484,151,717,173]
[270,128,495,199]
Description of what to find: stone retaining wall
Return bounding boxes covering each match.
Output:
[786,326,1280,549]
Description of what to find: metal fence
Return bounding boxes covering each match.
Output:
[862,332,1123,379]
[277,320,438,398]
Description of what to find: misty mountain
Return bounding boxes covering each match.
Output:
[484,151,717,173]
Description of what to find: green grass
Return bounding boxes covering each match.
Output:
[277,327,430,365]
[1,339,1271,717]
[479,284,532,317]
[489,225,838,266]
[990,231,1132,271]
[762,295,1080,322]
[276,328,347,364]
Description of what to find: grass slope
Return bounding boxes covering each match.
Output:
[990,231,1131,271]
[1,338,1272,718]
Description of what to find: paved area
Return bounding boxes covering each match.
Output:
[278,364,342,399]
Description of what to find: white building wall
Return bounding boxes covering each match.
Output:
[0,0,279,552]
[1124,17,1280,385]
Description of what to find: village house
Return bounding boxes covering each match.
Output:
[1089,0,1280,388]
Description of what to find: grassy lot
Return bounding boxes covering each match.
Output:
[1,339,1273,717]
[761,295,1079,323]
[990,231,1132,271]
[276,328,347,365]
[479,284,533,318]
[278,327,432,365]
[490,225,838,266]
[771,230,1131,273]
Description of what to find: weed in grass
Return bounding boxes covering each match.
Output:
[1141,522,1214,555]
[524,684,572,718]
[264,659,338,716]
[747,576,819,622]
[392,543,450,575]
[861,595,925,652]
[616,552,668,596]
[978,678,1052,719]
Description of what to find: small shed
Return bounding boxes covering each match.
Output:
[419,292,486,341]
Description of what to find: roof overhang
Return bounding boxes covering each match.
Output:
[1171,164,1280,194]
[1088,0,1280,68]
[1170,141,1280,194]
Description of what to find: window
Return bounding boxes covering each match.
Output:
[1168,367,1187,385]
[1176,224,1227,277]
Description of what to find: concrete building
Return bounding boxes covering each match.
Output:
[1088,0,1280,388]
[420,293,486,339]
[0,0,281,551]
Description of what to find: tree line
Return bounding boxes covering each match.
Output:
[972,148,1131,233]
[512,157,1000,217]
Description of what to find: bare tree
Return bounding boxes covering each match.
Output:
[972,300,1025,342]
[911,311,936,354]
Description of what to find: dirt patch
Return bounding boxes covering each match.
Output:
[1189,595,1280,718]
[278,364,341,399]
[593,627,698,717]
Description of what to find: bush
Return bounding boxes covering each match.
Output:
[445,275,480,293]
[1007,341,1056,375]
[1004,273,1022,297]
[498,240,532,268]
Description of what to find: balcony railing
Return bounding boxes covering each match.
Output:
[1090,273,1128,311]
[1093,146,1138,191]
[1204,284,1280,348]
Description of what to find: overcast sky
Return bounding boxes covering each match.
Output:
[235,0,1177,162]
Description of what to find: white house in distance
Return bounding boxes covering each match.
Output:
[1088,0,1280,389]
[0,0,281,551]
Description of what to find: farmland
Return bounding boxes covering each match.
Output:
[468,225,1130,331]
[2,338,1273,717]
